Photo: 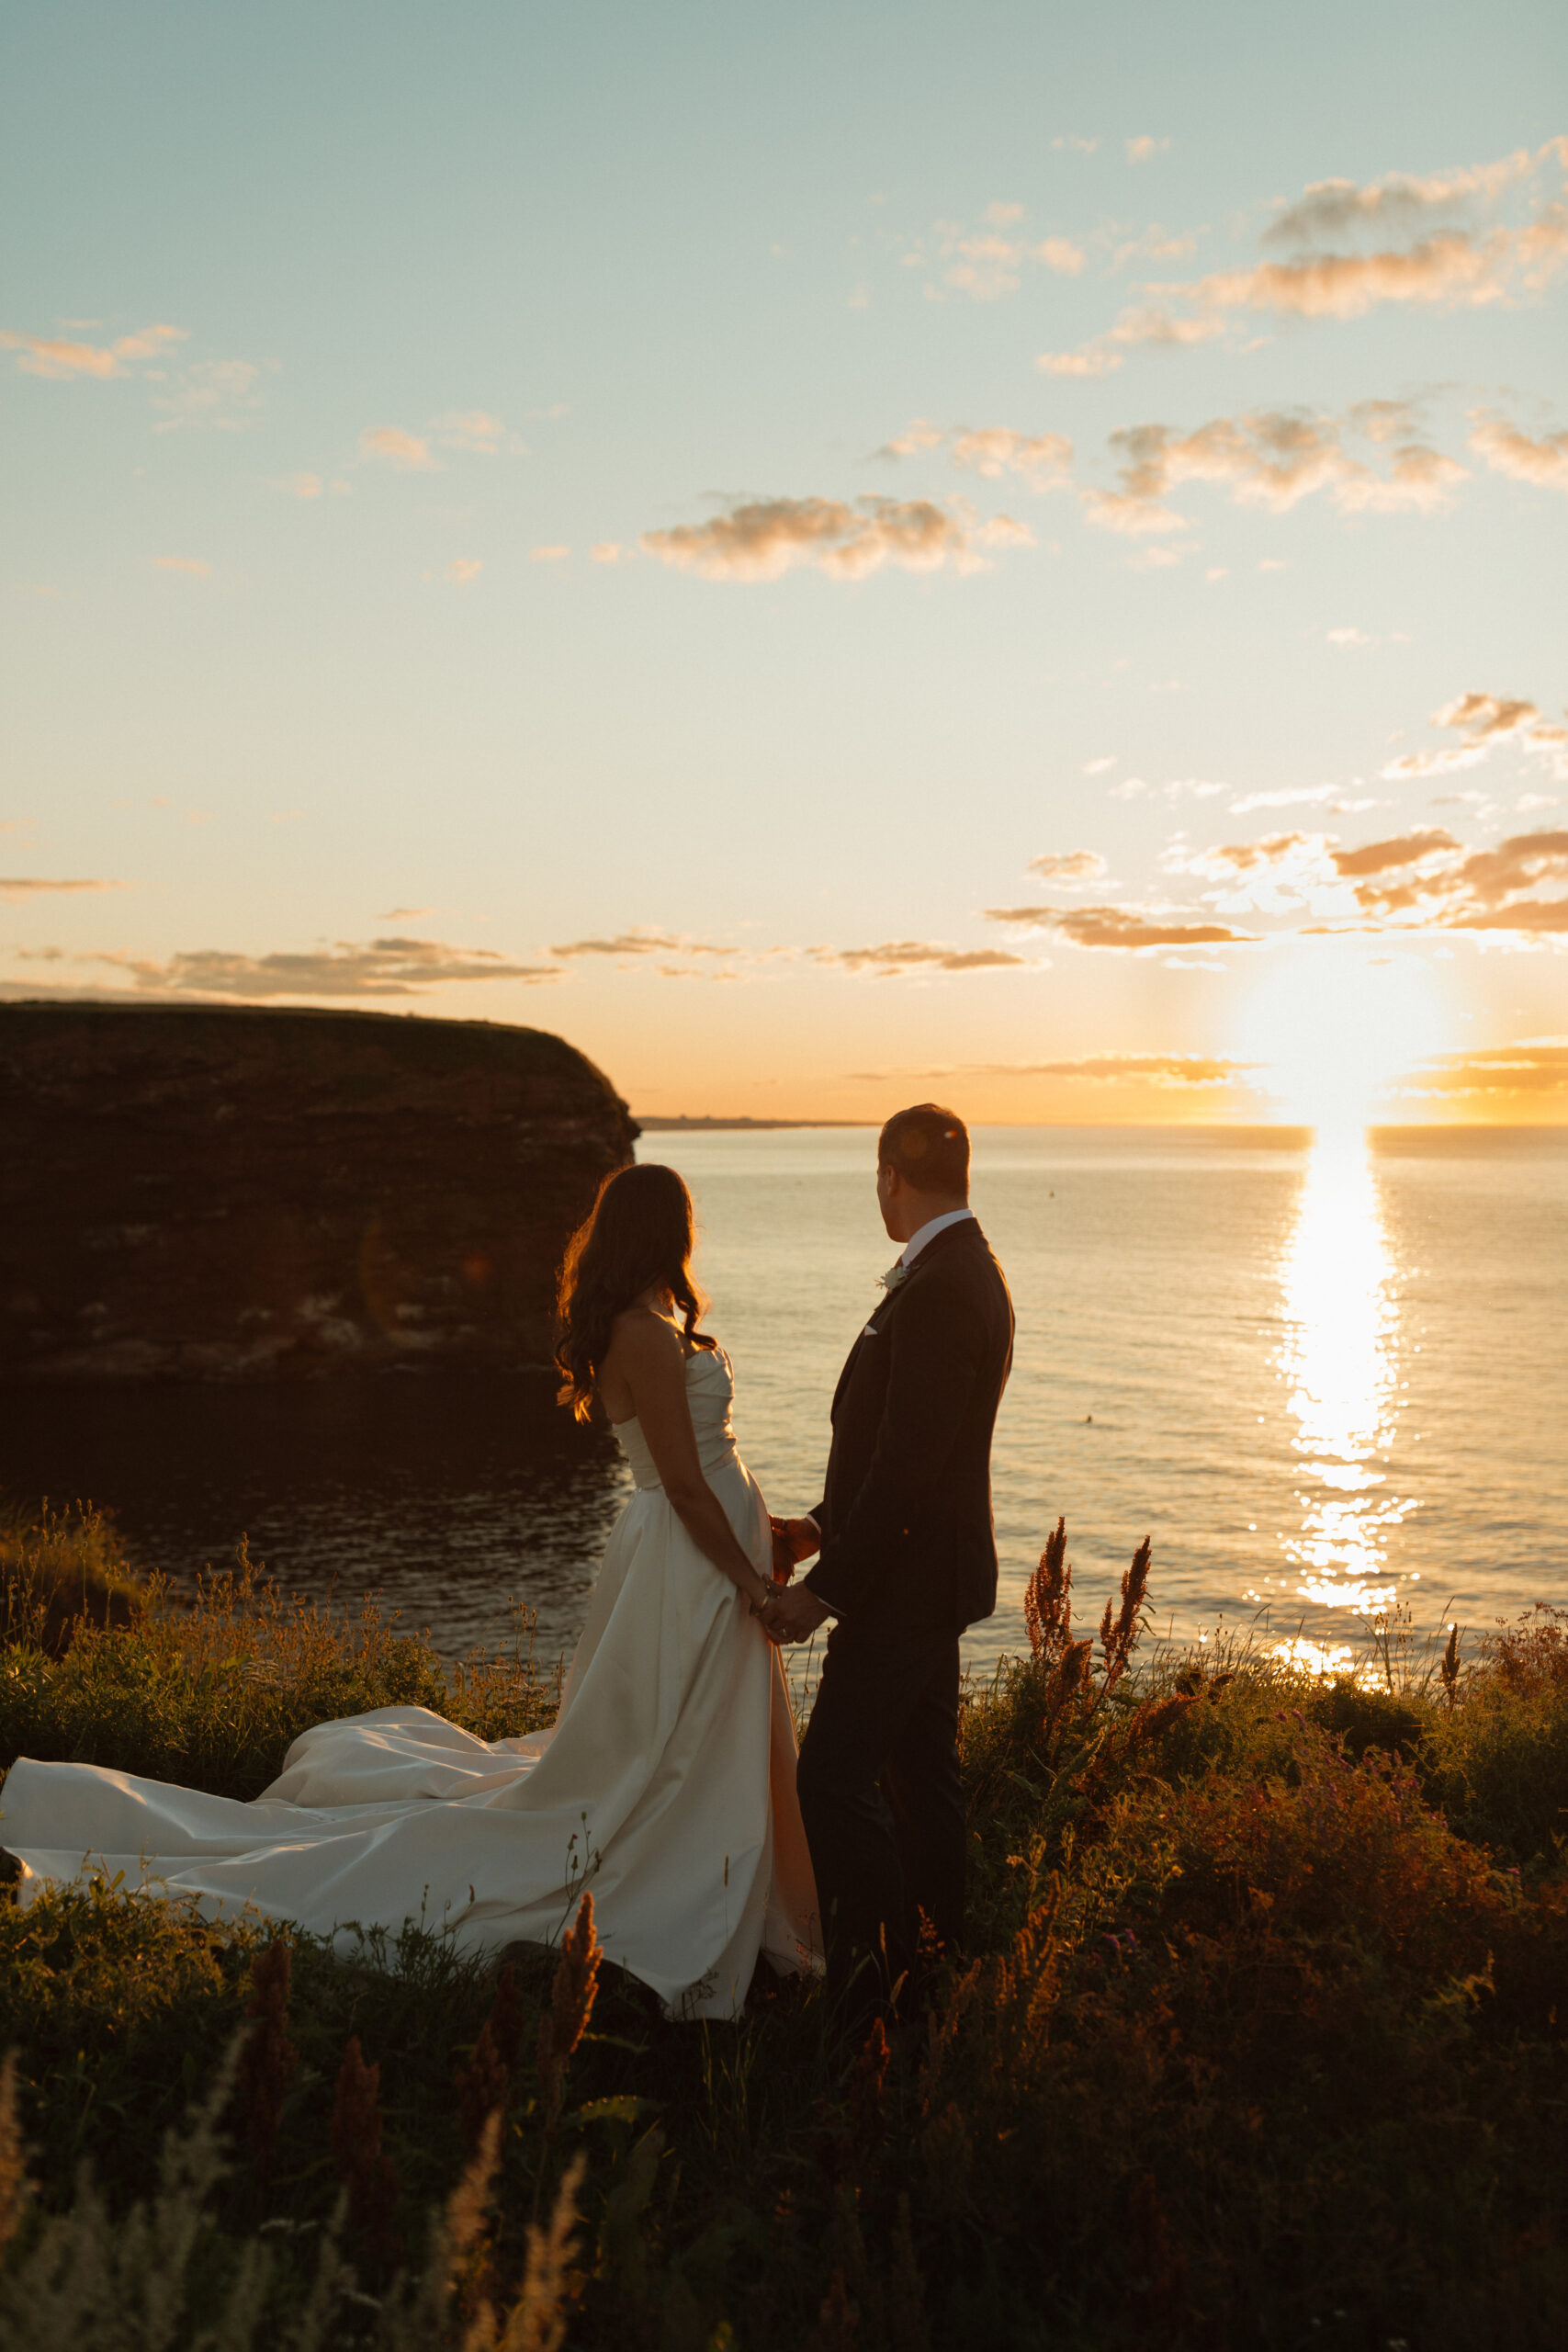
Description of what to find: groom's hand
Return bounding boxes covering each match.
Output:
[768,1514,819,1581]
[761,1586,830,1645]
[768,1516,796,1583]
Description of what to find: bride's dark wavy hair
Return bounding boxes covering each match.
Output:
[555,1162,716,1422]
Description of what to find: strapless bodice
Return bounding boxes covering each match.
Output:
[615,1344,739,1491]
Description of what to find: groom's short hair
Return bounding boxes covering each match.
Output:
[878,1103,969,1196]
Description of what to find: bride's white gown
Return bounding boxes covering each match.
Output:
[0,1347,822,2019]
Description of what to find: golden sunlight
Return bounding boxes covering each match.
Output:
[1235,944,1450,1136]
[1274,1132,1415,1619]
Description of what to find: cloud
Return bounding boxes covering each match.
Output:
[152,357,268,432]
[1404,1041,1568,1100]
[986,903,1258,949]
[1382,691,1568,781]
[1179,831,1309,872]
[883,422,1074,492]
[589,542,624,563]
[990,1051,1249,1084]
[0,322,186,379]
[1228,784,1342,814]
[431,409,526,457]
[640,495,1031,582]
[1037,348,1123,377]
[1053,136,1100,153]
[0,877,125,901]
[820,940,1032,975]
[924,210,1087,300]
[359,425,440,471]
[79,936,559,1000]
[1027,849,1109,886]
[1047,140,1568,366]
[1325,823,1568,933]
[1080,406,1469,534]
[549,928,737,957]
[1126,137,1169,164]
[1158,220,1568,327]
[531,544,570,562]
[1263,145,1553,245]
[1330,827,1461,879]
[152,557,212,577]
[1468,411,1568,492]
[444,558,483,585]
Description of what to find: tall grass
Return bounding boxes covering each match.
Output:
[2,1508,1566,2346]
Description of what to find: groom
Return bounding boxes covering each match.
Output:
[761,1104,1013,2018]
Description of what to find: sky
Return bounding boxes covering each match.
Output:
[3,0,1566,1126]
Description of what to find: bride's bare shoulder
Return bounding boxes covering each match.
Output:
[604,1304,682,1364]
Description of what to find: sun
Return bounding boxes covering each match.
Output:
[1232,942,1451,1135]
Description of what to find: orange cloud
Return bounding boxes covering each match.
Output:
[1382,691,1568,780]
[641,496,1031,582]
[1081,406,1468,533]
[1325,824,1568,932]
[924,210,1088,300]
[1330,828,1461,879]
[0,877,125,901]
[550,928,737,957]
[1468,412,1568,493]
[821,940,1032,974]
[1027,850,1109,886]
[431,409,525,457]
[0,322,186,379]
[359,425,440,470]
[1043,140,1568,368]
[1264,143,1559,245]
[883,424,1074,492]
[152,557,212,577]
[987,903,1257,949]
[81,936,558,999]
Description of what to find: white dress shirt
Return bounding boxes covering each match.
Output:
[898,1205,976,1268]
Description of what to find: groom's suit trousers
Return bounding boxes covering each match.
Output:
[795,1621,964,2009]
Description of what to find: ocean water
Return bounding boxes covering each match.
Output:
[5,1124,1562,1681]
[648,1124,1568,1679]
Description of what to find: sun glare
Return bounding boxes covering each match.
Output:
[1273,1130,1415,1627]
[1235,945,1450,1138]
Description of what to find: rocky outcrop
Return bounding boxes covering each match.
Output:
[0,1002,637,1380]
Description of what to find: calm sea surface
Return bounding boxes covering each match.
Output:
[5,1125,1563,1681]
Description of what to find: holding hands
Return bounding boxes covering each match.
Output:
[757,1514,829,1645]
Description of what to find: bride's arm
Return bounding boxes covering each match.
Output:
[605,1311,773,1612]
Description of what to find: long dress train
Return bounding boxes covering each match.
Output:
[0,1346,821,2019]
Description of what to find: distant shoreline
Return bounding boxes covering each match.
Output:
[633,1114,874,1131]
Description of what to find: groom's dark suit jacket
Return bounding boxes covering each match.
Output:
[803,1217,1014,1634]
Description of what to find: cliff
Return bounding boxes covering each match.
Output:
[0,1001,637,1380]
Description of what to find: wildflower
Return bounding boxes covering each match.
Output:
[456,1962,524,2154]
[536,1891,601,2131]
[1023,1516,1073,1664]
[1099,1535,1152,1695]
[1440,1623,1461,1709]
[330,2035,401,2269]
[0,2051,26,2258]
[232,1936,298,2190]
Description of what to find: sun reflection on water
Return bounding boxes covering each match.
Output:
[1275,1131,1413,1621]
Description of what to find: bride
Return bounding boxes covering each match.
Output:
[0,1165,822,2019]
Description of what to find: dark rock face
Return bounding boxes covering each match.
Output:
[0,1002,637,1381]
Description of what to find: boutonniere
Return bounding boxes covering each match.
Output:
[877,1261,909,1293]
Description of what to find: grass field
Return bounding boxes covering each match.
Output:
[2,1503,1565,2348]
